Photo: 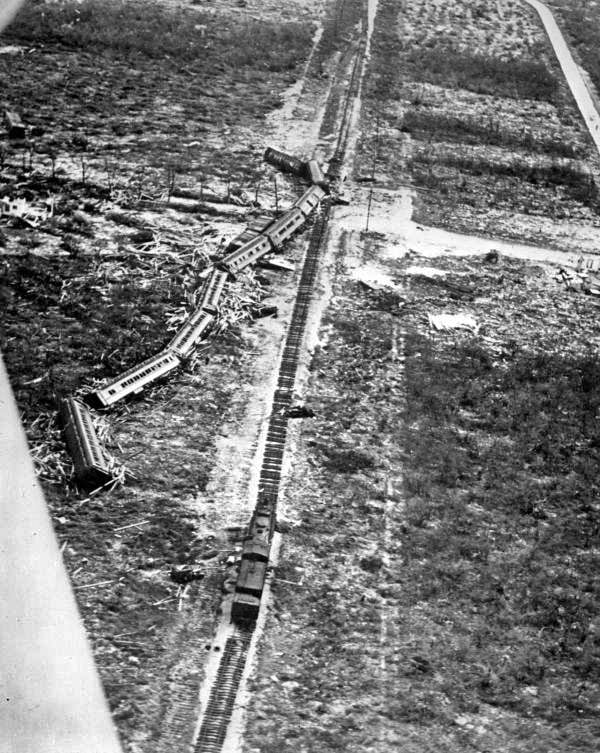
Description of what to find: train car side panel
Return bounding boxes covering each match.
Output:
[168,313,214,358]
[60,397,113,489]
[93,350,180,407]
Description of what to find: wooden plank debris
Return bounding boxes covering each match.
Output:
[4,109,25,139]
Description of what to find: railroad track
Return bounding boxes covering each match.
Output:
[192,630,252,753]
[191,191,333,753]
[191,25,367,753]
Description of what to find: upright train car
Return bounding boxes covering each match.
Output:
[231,503,276,622]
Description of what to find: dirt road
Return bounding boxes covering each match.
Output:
[524,0,600,155]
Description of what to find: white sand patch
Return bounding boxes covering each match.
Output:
[349,260,396,289]
[428,313,480,333]
[403,265,448,278]
[0,45,26,54]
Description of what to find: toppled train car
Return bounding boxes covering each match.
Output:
[60,397,113,489]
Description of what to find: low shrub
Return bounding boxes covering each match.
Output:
[402,109,584,159]
[403,44,559,103]
[7,0,314,71]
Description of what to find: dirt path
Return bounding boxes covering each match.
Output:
[524,0,600,155]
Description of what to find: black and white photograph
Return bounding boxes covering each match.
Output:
[1,1,600,751]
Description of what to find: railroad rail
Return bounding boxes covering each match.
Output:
[193,630,253,753]
[191,26,367,753]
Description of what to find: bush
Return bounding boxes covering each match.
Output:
[7,0,314,70]
[403,44,559,103]
[402,109,584,159]
[409,149,598,206]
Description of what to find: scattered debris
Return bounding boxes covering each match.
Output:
[4,108,25,139]
[333,192,351,206]
[114,520,150,533]
[74,579,115,590]
[555,266,600,295]
[170,565,205,585]
[403,265,448,278]
[252,304,278,319]
[287,405,315,418]
[0,196,54,227]
[257,257,295,272]
[427,313,480,333]
[572,255,600,275]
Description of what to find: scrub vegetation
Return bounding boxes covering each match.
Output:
[357,0,600,248]
[245,234,600,753]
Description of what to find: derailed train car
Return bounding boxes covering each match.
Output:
[90,350,181,408]
[60,397,113,489]
[293,184,326,217]
[167,313,214,358]
[197,268,228,315]
[87,184,325,409]
[263,146,306,177]
[219,184,326,277]
[89,269,228,407]
[305,159,329,192]
[218,233,273,276]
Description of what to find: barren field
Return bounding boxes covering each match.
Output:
[3,0,600,752]
[356,0,600,252]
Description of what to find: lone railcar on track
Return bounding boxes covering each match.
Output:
[231,503,275,622]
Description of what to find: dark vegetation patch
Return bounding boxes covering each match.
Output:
[1,0,314,188]
[400,109,584,159]
[9,0,312,70]
[409,148,598,208]
[246,245,600,752]
[0,253,185,416]
[401,334,600,721]
[403,43,559,103]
